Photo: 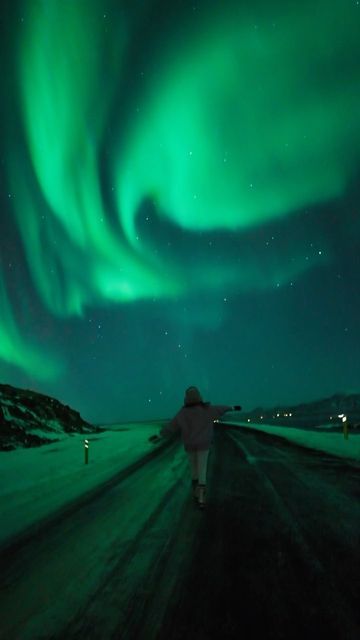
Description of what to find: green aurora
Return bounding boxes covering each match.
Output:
[1,0,360,407]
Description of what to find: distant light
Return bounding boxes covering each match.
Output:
[289,413,292,417]
[276,413,280,417]
[260,416,263,419]
[338,414,344,418]
[341,415,347,423]
[247,418,250,422]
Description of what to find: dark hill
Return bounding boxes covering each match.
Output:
[0,384,100,451]
[240,393,360,429]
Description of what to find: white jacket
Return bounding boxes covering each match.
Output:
[160,403,232,452]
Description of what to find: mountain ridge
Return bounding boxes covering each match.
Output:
[0,383,100,451]
[249,392,360,415]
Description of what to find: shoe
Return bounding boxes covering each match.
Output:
[192,479,199,501]
[197,484,206,509]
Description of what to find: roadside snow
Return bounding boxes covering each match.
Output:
[222,420,360,462]
[0,423,159,547]
[1,417,359,549]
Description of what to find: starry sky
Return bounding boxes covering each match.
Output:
[0,0,359,424]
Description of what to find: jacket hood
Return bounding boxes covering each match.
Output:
[184,386,203,406]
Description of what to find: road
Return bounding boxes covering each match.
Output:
[0,426,359,639]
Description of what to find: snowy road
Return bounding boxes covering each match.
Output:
[0,427,359,639]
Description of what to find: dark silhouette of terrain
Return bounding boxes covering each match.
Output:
[0,384,99,451]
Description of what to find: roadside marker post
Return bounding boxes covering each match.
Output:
[84,439,89,464]
[339,414,349,440]
[342,416,349,440]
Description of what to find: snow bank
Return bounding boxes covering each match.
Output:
[222,420,360,462]
[0,422,159,547]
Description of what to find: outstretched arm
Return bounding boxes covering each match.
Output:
[149,416,180,443]
[214,404,242,418]
[160,417,180,437]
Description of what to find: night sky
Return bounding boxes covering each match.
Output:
[0,0,359,424]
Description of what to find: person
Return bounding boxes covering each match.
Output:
[149,386,241,509]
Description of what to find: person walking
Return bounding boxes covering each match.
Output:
[149,386,241,509]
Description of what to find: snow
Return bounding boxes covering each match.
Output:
[222,419,360,462]
[0,422,159,547]
[0,417,358,549]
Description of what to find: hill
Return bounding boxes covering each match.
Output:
[243,393,360,428]
[0,384,100,451]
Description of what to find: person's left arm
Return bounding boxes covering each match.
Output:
[206,405,243,435]
[213,405,242,420]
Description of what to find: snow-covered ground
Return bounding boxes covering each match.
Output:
[0,418,358,549]
[0,422,158,547]
[223,419,360,462]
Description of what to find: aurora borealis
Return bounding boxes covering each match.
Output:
[0,0,359,423]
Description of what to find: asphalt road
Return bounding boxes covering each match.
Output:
[0,427,359,640]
